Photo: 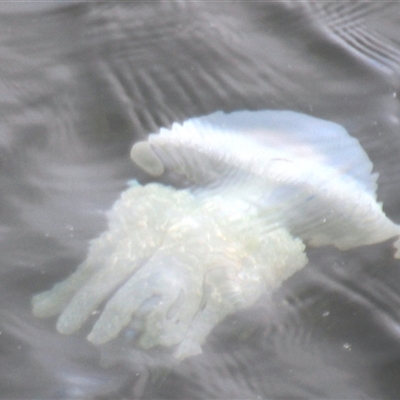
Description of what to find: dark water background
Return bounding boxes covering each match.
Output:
[2,1,400,399]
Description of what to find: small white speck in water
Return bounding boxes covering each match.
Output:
[343,343,352,351]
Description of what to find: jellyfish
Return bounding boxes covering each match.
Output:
[32,110,400,359]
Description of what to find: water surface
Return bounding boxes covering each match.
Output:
[1,2,400,399]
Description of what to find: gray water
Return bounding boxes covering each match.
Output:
[2,2,400,399]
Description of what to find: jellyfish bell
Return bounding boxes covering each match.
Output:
[132,110,400,254]
[130,141,165,177]
[33,110,400,360]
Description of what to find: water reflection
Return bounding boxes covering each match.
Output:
[1,1,400,399]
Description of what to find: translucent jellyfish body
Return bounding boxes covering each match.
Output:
[32,110,400,359]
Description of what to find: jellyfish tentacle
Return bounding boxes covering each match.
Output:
[86,212,211,346]
[87,255,198,345]
[56,256,148,335]
[86,191,309,357]
[32,261,99,319]
[33,183,194,326]
[172,226,307,359]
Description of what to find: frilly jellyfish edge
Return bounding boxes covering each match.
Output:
[32,110,400,360]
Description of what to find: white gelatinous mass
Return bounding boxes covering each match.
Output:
[32,110,400,359]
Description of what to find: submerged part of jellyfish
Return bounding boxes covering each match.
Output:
[32,110,400,359]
